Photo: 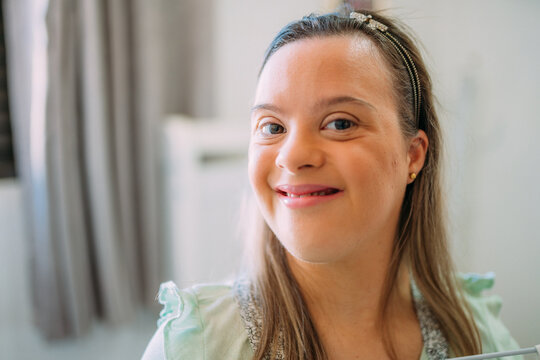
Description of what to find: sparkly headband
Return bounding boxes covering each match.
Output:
[350,12,421,126]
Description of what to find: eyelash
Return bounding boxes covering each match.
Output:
[259,122,285,135]
[324,118,356,131]
[256,117,358,137]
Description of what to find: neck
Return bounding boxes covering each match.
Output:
[287,245,413,330]
[284,238,422,359]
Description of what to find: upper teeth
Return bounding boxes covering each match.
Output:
[287,191,329,198]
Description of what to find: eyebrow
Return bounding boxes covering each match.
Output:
[250,95,376,114]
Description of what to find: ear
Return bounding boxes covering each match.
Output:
[407,130,429,184]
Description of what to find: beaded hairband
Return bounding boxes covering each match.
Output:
[350,12,421,126]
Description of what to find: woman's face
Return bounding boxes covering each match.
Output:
[248,35,425,264]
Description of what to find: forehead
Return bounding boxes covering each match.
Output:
[255,35,394,107]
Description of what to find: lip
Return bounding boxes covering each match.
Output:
[274,184,344,209]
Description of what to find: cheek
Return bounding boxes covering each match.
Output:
[369,132,409,177]
[345,144,407,205]
[248,145,282,233]
[373,148,409,210]
[248,145,274,203]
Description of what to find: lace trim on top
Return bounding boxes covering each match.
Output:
[411,283,449,360]
[233,279,448,360]
[234,279,285,359]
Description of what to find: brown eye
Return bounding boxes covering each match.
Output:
[325,119,354,130]
[261,123,285,135]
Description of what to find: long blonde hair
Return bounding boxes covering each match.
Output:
[246,9,482,360]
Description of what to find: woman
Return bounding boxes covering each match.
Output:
[142,9,520,360]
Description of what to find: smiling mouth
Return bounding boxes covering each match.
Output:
[276,188,340,198]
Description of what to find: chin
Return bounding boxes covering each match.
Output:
[278,233,351,264]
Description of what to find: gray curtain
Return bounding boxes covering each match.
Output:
[4,0,190,339]
[41,0,150,336]
[5,0,213,339]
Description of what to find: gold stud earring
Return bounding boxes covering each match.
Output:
[409,172,417,180]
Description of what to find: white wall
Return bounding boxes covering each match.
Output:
[212,0,333,121]
[391,0,540,347]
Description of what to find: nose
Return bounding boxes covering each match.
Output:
[275,129,325,173]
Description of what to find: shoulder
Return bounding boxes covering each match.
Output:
[458,273,521,354]
[141,281,252,360]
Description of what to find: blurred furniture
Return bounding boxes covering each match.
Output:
[162,115,250,286]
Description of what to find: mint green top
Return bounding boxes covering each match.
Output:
[141,273,521,360]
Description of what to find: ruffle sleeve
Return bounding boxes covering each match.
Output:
[157,281,184,327]
[141,281,205,360]
[460,273,522,356]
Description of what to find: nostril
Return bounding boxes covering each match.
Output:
[274,138,325,172]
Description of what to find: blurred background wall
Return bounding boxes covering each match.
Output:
[0,0,538,359]
[391,0,540,348]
